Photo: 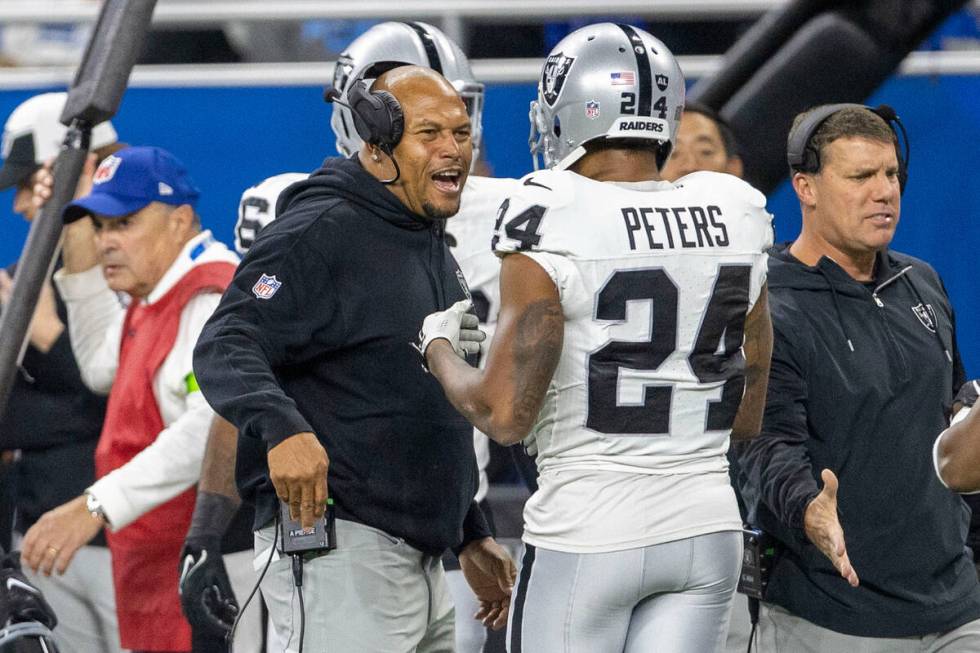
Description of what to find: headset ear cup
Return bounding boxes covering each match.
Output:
[375,91,404,150]
[347,81,379,145]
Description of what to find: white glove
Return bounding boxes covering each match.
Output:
[414,299,486,363]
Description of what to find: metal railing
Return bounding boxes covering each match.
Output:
[0,50,977,90]
[0,1,798,24]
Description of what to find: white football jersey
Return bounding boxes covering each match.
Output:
[447,175,522,502]
[233,172,307,255]
[492,169,773,553]
[934,402,975,491]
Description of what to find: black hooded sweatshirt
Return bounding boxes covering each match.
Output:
[194,156,489,555]
[736,243,980,637]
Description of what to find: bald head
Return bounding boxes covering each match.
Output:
[373,65,459,99]
[359,64,473,221]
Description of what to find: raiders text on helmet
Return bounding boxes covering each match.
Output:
[330,22,484,166]
[529,23,685,170]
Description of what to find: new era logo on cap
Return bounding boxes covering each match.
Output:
[62,146,201,224]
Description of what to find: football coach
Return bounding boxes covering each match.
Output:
[193,65,515,652]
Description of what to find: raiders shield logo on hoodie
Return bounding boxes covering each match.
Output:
[911,302,937,333]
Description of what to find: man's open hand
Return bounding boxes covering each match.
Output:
[804,469,859,588]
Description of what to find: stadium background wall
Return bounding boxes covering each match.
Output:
[0,75,977,373]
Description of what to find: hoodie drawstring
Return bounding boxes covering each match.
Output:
[817,267,855,352]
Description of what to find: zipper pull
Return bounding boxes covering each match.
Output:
[872,293,884,307]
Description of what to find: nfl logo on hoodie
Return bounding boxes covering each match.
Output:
[252,273,282,300]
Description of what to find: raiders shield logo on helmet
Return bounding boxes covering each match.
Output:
[656,74,669,91]
[542,53,575,106]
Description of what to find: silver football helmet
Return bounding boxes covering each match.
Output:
[529,23,685,170]
[330,21,484,165]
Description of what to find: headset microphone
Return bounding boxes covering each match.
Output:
[323,87,347,107]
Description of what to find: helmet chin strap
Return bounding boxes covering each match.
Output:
[554,146,587,171]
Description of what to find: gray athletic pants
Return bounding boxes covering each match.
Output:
[255,519,454,653]
[507,530,742,653]
[14,536,123,653]
[759,603,980,652]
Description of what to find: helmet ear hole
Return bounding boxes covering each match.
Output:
[553,117,562,138]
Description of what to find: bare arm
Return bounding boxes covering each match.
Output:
[936,406,980,492]
[197,415,241,500]
[427,254,563,445]
[184,416,243,542]
[731,284,772,441]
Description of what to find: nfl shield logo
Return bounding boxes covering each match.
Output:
[252,273,282,300]
[93,155,122,185]
[585,100,600,120]
[542,52,575,106]
[911,303,937,333]
[656,74,669,91]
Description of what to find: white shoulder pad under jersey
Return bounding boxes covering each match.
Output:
[447,175,521,326]
[234,172,308,255]
[493,168,773,474]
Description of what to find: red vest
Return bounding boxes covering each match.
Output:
[96,261,234,652]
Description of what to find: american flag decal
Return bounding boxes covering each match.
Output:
[610,71,635,86]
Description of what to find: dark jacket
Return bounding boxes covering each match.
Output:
[736,244,980,637]
[194,156,489,555]
[0,263,106,542]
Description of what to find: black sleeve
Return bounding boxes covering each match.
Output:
[452,501,493,557]
[950,306,966,395]
[736,323,820,540]
[193,224,346,448]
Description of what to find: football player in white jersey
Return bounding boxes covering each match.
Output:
[418,23,774,653]
[233,173,307,255]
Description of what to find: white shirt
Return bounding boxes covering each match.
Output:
[493,169,773,553]
[54,231,239,529]
[449,175,522,502]
[933,384,977,492]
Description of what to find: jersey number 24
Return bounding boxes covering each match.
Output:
[587,265,751,435]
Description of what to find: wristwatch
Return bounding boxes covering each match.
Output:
[85,491,110,526]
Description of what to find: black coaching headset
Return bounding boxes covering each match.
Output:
[786,103,910,194]
[325,80,405,184]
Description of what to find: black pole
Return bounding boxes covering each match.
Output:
[0,0,157,424]
[688,0,838,107]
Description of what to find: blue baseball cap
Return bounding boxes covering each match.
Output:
[62,145,200,223]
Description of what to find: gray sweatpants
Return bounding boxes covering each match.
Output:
[507,530,742,653]
[255,519,454,653]
[759,603,980,652]
[15,537,122,653]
